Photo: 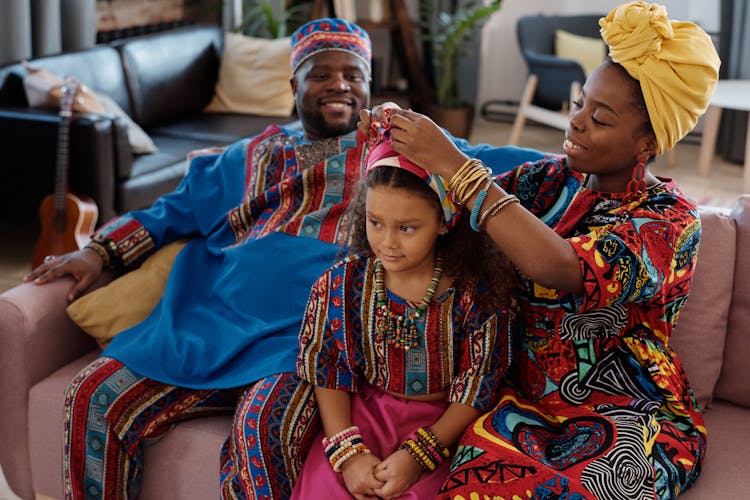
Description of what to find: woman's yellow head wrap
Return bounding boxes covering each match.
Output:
[599,2,721,155]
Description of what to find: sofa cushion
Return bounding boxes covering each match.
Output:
[147,113,294,144]
[122,134,219,180]
[714,195,750,407]
[204,33,295,117]
[22,64,158,155]
[671,207,736,409]
[118,25,222,127]
[677,400,750,498]
[67,241,186,348]
[554,29,606,77]
[13,45,133,114]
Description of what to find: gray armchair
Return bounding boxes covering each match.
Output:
[508,13,602,145]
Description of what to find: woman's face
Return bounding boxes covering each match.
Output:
[563,63,657,192]
[365,184,444,278]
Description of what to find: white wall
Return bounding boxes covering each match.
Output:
[476,0,720,109]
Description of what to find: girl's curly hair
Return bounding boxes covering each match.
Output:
[343,166,518,308]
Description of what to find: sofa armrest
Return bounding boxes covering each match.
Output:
[0,107,120,223]
[0,278,103,499]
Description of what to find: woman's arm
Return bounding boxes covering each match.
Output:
[386,109,583,294]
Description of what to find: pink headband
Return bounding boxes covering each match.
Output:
[364,121,459,228]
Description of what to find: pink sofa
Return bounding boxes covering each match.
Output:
[1,196,749,500]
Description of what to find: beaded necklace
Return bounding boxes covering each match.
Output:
[373,257,444,350]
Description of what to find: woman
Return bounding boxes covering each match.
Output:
[362,2,720,498]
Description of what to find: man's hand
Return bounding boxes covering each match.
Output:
[23,247,105,302]
[372,448,422,498]
[340,452,385,500]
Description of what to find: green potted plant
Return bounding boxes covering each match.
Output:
[236,0,308,38]
[422,0,502,137]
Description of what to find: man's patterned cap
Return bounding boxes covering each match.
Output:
[290,18,371,74]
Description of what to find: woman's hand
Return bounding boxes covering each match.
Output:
[372,448,422,498]
[358,102,404,138]
[387,109,468,180]
[23,247,105,302]
[340,452,385,499]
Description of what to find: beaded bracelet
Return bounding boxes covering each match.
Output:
[322,426,372,472]
[322,425,360,449]
[325,435,364,460]
[85,241,111,267]
[400,439,436,471]
[416,427,450,459]
[332,442,370,472]
[477,194,520,231]
[469,178,494,231]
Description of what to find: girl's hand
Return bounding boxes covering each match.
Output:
[372,448,422,498]
[386,109,467,180]
[340,452,385,499]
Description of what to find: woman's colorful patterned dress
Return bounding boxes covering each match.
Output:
[440,157,705,500]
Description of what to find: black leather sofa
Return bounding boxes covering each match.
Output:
[0,25,293,227]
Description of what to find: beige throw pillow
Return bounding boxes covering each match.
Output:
[205,33,295,116]
[67,241,186,348]
[22,62,158,154]
[554,30,607,78]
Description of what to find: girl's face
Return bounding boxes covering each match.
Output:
[365,184,445,277]
[563,63,657,192]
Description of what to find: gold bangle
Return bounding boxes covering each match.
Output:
[452,163,492,205]
[448,158,481,192]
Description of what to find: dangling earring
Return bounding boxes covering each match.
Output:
[626,155,647,198]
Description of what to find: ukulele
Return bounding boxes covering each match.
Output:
[31,79,98,268]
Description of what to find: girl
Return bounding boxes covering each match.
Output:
[292,122,518,499]
[363,2,720,498]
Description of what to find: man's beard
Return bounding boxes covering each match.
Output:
[300,107,359,138]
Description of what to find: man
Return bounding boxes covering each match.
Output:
[27,18,544,499]
[26,18,372,499]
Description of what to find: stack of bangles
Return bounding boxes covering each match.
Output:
[399,426,451,472]
[448,157,519,232]
[322,425,371,472]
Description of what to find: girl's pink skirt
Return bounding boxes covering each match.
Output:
[291,384,451,499]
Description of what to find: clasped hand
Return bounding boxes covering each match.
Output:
[341,448,422,499]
